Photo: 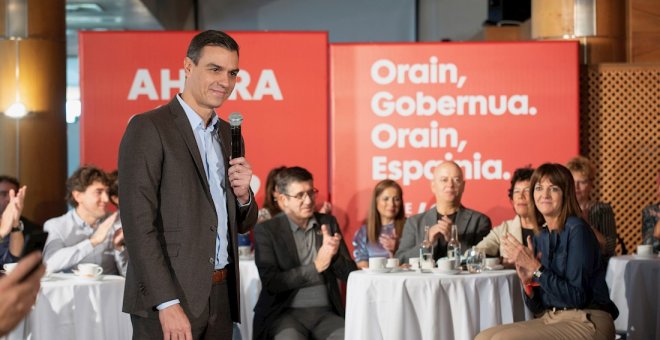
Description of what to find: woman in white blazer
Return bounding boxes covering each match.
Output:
[477,167,538,258]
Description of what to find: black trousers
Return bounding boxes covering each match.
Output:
[131,280,233,340]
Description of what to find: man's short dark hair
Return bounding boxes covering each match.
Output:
[186,30,239,65]
[0,175,19,189]
[66,165,109,207]
[276,166,313,195]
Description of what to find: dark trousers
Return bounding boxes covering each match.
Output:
[269,307,344,340]
[131,280,233,340]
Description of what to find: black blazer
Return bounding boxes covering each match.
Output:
[252,212,357,340]
[395,206,492,262]
[118,97,257,321]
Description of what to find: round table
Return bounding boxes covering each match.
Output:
[605,254,660,340]
[345,269,531,340]
[237,258,261,340]
[8,273,131,340]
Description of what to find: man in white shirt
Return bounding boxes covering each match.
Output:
[42,165,127,275]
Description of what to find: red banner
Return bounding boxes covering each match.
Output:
[79,31,329,206]
[330,42,579,252]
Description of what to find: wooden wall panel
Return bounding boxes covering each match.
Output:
[580,64,659,254]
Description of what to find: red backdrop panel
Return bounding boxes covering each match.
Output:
[79,31,329,206]
[330,41,579,253]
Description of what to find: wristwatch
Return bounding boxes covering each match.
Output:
[532,265,544,280]
[10,221,24,233]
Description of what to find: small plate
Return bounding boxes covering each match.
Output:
[415,267,436,273]
[72,270,103,281]
[387,267,409,273]
[484,264,505,271]
[634,253,655,259]
[362,268,392,274]
[432,269,461,275]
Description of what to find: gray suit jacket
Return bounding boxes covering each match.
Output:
[118,97,257,321]
[252,213,357,340]
[395,206,491,263]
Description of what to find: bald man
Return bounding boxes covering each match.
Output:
[395,161,491,263]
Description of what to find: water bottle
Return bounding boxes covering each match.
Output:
[237,233,252,260]
[419,226,433,269]
[447,224,461,269]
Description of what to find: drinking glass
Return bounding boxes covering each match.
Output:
[466,246,485,273]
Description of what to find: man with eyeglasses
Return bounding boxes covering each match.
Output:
[396,161,492,263]
[253,166,357,340]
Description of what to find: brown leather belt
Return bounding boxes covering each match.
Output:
[212,268,229,284]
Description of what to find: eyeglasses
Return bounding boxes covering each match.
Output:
[512,188,531,196]
[282,188,319,201]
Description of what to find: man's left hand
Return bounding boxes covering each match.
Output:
[228,157,252,204]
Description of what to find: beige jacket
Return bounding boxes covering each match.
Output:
[476,215,525,257]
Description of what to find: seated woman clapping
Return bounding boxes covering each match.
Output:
[476,167,537,259]
[352,180,406,268]
[476,163,618,340]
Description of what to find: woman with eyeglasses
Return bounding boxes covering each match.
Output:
[476,167,537,259]
[477,163,617,340]
[352,179,406,268]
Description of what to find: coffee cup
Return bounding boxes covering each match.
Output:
[3,263,17,274]
[369,257,387,269]
[386,258,400,268]
[420,258,435,270]
[408,257,420,269]
[238,246,252,259]
[637,244,653,257]
[484,257,501,267]
[436,257,455,271]
[77,263,103,278]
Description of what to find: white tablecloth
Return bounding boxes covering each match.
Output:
[345,269,531,340]
[237,258,261,340]
[8,273,131,340]
[605,254,660,340]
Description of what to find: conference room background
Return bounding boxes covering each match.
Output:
[0,0,657,255]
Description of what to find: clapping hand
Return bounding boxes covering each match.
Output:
[379,229,398,256]
[112,228,125,251]
[502,234,540,283]
[0,186,26,238]
[90,211,118,247]
[429,216,452,242]
[314,224,341,272]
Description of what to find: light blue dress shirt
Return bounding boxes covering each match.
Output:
[157,95,233,311]
[177,94,230,270]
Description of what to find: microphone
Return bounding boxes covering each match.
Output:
[228,112,244,159]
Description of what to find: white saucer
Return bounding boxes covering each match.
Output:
[634,253,655,258]
[72,270,103,281]
[484,264,505,271]
[387,267,411,273]
[362,268,392,274]
[432,269,461,275]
